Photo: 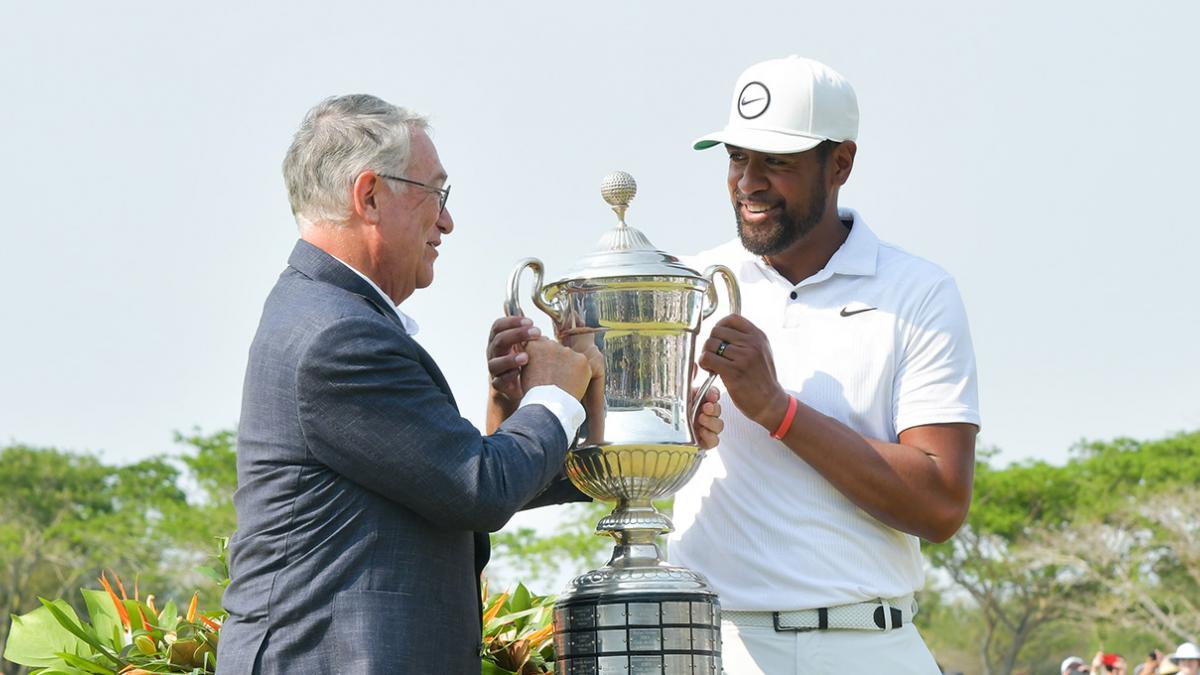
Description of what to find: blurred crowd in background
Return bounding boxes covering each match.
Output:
[1060,642,1200,675]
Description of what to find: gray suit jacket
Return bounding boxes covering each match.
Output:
[216,240,582,674]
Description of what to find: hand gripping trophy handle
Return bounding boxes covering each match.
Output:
[689,264,741,425]
[504,257,561,323]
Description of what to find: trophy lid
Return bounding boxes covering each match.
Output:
[554,171,703,283]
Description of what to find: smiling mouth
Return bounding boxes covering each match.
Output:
[739,202,781,218]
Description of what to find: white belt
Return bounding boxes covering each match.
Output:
[723,594,918,632]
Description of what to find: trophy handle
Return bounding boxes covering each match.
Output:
[505,257,561,323]
[700,264,741,319]
[690,265,742,425]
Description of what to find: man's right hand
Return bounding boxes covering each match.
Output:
[698,314,789,431]
[521,338,591,401]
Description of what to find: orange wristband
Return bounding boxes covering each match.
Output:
[771,395,798,440]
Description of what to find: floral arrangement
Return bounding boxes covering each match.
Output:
[5,574,222,674]
[480,579,557,675]
[6,538,564,674]
[3,540,228,674]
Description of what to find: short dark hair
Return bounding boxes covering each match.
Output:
[813,140,840,166]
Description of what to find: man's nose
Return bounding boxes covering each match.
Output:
[438,207,454,234]
[737,159,769,195]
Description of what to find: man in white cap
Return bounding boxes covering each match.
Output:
[1172,643,1200,675]
[1063,656,1090,674]
[671,56,981,674]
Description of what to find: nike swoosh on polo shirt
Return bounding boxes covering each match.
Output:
[839,306,878,317]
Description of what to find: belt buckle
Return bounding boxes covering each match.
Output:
[772,611,818,633]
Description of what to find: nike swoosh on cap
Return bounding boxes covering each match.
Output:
[740,97,765,106]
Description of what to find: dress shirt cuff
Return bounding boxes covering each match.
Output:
[519,385,585,441]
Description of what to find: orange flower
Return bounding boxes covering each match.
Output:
[525,623,554,644]
[110,570,129,601]
[482,592,509,624]
[137,606,153,632]
[99,573,131,631]
[199,615,221,631]
[186,592,198,623]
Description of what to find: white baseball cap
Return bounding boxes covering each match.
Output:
[1061,656,1086,673]
[1173,642,1200,660]
[694,55,859,154]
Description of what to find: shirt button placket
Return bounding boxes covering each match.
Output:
[783,288,803,329]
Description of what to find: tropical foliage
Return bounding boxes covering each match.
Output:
[480,581,557,675]
[4,539,228,675]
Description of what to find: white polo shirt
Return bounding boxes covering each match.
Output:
[668,208,980,612]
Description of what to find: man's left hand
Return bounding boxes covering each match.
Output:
[692,387,723,450]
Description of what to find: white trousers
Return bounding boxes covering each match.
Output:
[720,621,941,675]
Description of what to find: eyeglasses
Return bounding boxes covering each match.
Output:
[378,174,451,216]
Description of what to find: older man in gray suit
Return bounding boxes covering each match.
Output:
[216,95,603,674]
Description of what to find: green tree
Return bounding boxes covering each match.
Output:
[926,455,1101,675]
[1023,433,1200,648]
[164,429,238,556]
[490,502,612,590]
[0,445,189,675]
[925,432,1200,675]
[1,431,238,675]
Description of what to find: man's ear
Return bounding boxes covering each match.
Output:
[351,171,382,224]
[830,141,857,188]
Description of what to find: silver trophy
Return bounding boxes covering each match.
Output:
[506,172,740,675]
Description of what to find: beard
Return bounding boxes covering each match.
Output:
[734,175,828,256]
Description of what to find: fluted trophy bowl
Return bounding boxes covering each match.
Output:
[565,443,702,503]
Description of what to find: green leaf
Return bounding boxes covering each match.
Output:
[4,601,90,668]
[37,599,122,667]
[160,600,178,627]
[118,599,148,632]
[481,660,519,675]
[510,583,532,614]
[195,566,224,585]
[155,599,179,634]
[81,589,123,651]
[485,606,547,633]
[57,652,117,674]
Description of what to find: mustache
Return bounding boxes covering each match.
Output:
[735,191,780,204]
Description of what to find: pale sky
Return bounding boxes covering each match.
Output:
[3,1,1197,487]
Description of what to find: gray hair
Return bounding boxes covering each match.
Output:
[282,94,429,228]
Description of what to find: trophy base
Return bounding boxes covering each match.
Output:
[552,553,721,674]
